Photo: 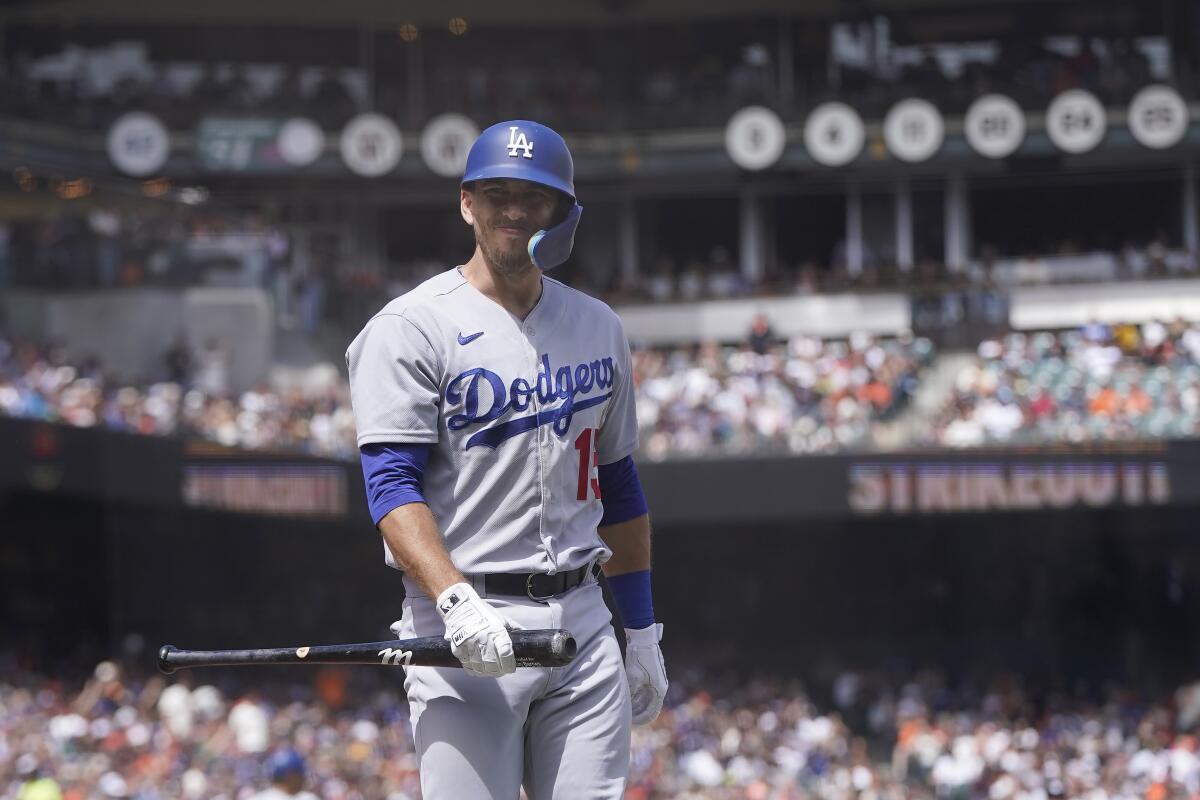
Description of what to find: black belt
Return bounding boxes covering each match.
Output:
[484,563,600,601]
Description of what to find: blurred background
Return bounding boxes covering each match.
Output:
[2,0,1200,797]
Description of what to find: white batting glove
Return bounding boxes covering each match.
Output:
[435,583,515,677]
[625,623,667,724]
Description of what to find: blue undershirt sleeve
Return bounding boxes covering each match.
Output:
[359,443,430,525]
[596,455,649,527]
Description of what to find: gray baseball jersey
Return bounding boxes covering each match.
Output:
[345,268,639,582]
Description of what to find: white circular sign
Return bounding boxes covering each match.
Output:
[1128,85,1188,149]
[803,102,865,166]
[106,112,170,176]
[724,106,786,171]
[420,114,480,178]
[964,94,1026,159]
[339,113,403,177]
[1046,90,1107,154]
[883,99,944,162]
[277,118,325,166]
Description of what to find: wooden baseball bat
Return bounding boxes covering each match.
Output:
[157,629,576,673]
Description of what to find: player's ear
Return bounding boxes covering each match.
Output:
[460,187,475,226]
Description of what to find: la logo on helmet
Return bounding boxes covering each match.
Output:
[506,126,534,159]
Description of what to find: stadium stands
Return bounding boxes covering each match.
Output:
[9,318,1200,459]
[634,333,933,458]
[924,319,1200,447]
[5,656,1200,799]
[0,28,1174,132]
[0,335,357,459]
[0,329,935,459]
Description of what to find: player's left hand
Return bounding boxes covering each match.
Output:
[624,623,667,724]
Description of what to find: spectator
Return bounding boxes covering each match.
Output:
[14,757,61,800]
[0,223,10,289]
[192,338,230,398]
[748,313,774,356]
[705,246,743,298]
[644,256,677,304]
[162,336,192,385]
[1081,317,1111,344]
[250,748,319,800]
[928,320,1200,447]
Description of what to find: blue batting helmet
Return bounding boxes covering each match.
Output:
[461,120,582,270]
[267,748,306,782]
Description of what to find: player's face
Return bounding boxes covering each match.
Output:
[462,178,560,275]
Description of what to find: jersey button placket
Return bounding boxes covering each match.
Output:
[526,335,556,567]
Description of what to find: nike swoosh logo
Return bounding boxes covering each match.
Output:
[457,331,484,345]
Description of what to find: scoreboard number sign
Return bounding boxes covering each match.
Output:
[340,113,403,177]
[883,99,944,162]
[420,114,480,178]
[803,102,865,167]
[964,94,1026,159]
[107,112,170,176]
[1127,85,1188,150]
[724,106,787,171]
[1046,90,1107,154]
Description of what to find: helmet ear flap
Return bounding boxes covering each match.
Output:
[528,204,582,270]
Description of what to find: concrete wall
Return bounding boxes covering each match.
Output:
[1010,279,1200,330]
[614,292,911,344]
[1,288,272,392]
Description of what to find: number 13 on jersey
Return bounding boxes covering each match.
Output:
[574,427,601,501]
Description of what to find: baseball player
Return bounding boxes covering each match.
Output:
[346,119,667,799]
[250,749,318,800]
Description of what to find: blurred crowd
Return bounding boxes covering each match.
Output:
[0,24,1180,132]
[634,325,934,459]
[0,657,419,800]
[631,667,1200,799]
[835,32,1164,117]
[926,318,1200,448]
[10,314,1200,459]
[572,241,1197,308]
[6,653,1200,800]
[9,317,1200,459]
[0,207,387,337]
[0,324,932,461]
[7,204,1195,324]
[0,335,357,460]
[0,208,289,292]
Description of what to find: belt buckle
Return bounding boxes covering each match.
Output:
[526,574,555,602]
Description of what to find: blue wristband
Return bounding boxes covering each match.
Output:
[606,569,655,629]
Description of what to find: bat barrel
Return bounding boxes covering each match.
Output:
[545,630,577,666]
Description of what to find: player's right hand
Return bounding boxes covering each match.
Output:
[435,582,516,677]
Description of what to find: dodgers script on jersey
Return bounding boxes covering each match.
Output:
[346,268,639,585]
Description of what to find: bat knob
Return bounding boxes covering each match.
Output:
[157,645,177,675]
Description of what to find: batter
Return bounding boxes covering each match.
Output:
[346,120,667,799]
